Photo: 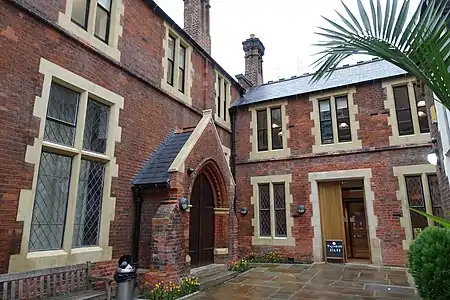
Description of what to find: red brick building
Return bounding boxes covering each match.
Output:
[0,0,447,290]
[0,0,240,283]
[233,39,443,267]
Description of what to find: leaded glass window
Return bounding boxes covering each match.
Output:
[273,183,286,237]
[258,184,271,237]
[257,182,287,239]
[427,175,443,221]
[405,176,428,238]
[83,99,109,154]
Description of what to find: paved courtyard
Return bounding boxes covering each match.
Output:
[190,263,421,299]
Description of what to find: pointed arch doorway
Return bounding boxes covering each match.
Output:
[189,173,215,268]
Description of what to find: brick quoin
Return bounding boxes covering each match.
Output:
[0,0,238,277]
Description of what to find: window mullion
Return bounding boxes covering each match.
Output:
[421,173,434,227]
[266,109,273,151]
[408,82,421,135]
[74,92,89,149]
[86,0,97,34]
[62,154,82,251]
[269,183,275,238]
[330,96,339,144]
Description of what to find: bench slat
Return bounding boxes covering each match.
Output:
[71,271,75,293]
[18,279,23,299]
[40,276,44,300]
[26,278,30,300]
[53,274,57,296]
[77,271,81,292]
[3,282,7,300]
[11,280,15,300]
[60,272,64,296]
[46,275,51,297]
[33,277,38,300]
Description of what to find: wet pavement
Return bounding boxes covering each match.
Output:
[189,263,421,299]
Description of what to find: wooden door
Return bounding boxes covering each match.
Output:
[347,202,370,259]
[318,182,346,261]
[189,174,215,268]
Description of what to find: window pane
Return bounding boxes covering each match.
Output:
[167,61,174,86]
[405,176,428,238]
[223,83,227,122]
[97,0,111,10]
[259,184,271,237]
[271,107,283,150]
[71,0,90,28]
[217,77,222,117]
[319,99,333,144]
[414,83,430,133]
[178,68,185,93]
[44,83,79,147]
[73,160,105,247]
[427,175,444,219]
[29,152,72,251]
[393,85,414,135]
[257,110,268,151]
[83,99,109,154]
[168,36,175,60]
[274,183,287,237]
[335,96,351,142]
[179,45,186,69]
[94,6,109,42]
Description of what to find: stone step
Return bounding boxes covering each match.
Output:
[190,264,228,280]
[199,271,238,291]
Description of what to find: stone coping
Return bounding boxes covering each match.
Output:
[136,291,200,300]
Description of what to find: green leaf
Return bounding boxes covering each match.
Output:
[410,208,450,228]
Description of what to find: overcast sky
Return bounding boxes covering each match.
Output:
[154,0,420,83]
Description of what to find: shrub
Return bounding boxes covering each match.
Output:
[408,226,450,300]
[248,251,287,263]
[230,259,250,273]
[142,277,199,300]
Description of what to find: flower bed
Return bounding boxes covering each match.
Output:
[141,277,199,300]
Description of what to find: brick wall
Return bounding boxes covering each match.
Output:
[235,79,433,266]
[0,0,235,274]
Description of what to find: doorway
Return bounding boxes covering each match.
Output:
[318,179,370,263]
[189,173,215,268]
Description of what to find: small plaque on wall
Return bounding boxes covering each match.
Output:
[325,240,344,260]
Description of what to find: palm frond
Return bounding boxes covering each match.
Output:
[410,208,450,228]
[312,0,450,110]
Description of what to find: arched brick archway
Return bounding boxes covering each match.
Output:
[188,159,230,267]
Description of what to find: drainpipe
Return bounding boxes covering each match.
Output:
[228,103,238,260]
[132,186,143,268]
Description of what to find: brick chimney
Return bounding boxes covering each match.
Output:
[184,0,211,54]
[242,34,265,86]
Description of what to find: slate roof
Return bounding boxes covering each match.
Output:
[232,59,408,107]
[132,131,192,186]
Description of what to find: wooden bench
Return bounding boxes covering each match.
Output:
[0,262,112,300]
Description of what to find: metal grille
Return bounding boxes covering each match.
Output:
[405,175,428,238]
[83,99,109,154]
[427,175,444,218]
[29,152,72,251]
[73,160,105,247]
[274,183,287,237]
[258,184,271,237]
[44,83,79,146]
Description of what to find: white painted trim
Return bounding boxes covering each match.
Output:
[9,58,122,272]
[435,101,450,186]
[393,164,437,250]
[382,77,431,146]
[250,174,295,247]
[308,169,381,265]
[214,248,228,255]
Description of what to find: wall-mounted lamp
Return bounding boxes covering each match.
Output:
[240,207,248,216]
[296,205,306,215]
[179,198,190,211]
[187,168,194,175]
[427,138,440,167]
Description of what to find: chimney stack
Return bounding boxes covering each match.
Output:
[242,34,265,86]
[184,0,211,54]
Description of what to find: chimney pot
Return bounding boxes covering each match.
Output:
[242,34,265,87]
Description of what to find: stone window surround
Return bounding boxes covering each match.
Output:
[214,71,232,130]
[249,100,291,161]
[393,164,437,250]
[9,58,123,273]
[58,0,124,61]
[222,145,231,168]
[250,174,295,247]
[382,76,431,146]
[161,23,194,106]
[308,169,381,265]
[435,102,450,186]
[310,87,362,153]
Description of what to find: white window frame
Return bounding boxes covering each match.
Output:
[435,101,450,186]
[249,100,291,161]
[310,87,362,153]
[58,0,124,61]
[161,23,193,106]
[250,174,295,246]
[9,58,123,272]
[382,77,431,146]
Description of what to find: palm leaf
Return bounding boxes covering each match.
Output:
[312,0,450,111]
[410,208,450,228]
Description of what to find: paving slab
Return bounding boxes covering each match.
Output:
[189,263,420,300]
